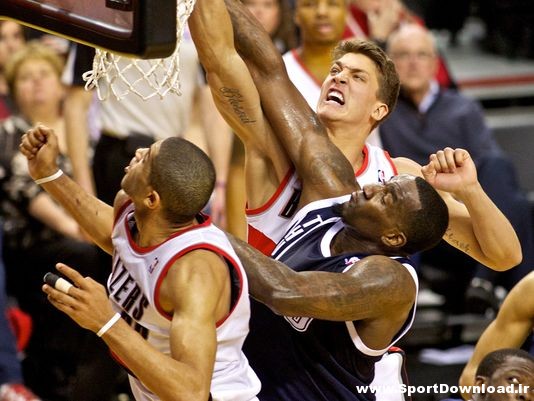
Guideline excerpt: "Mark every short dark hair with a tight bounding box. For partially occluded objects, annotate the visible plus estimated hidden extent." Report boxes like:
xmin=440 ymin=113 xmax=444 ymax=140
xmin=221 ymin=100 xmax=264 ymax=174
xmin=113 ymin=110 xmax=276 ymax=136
xmin=401 ymin=177 xmax=448 ymax=254
xmin=149 ymin=137 xmax=215 ymax=224
xmin=332 ymin=39 xmax=400 ymax=128
xmin=477 ymin=349 xmax=534 ymax=378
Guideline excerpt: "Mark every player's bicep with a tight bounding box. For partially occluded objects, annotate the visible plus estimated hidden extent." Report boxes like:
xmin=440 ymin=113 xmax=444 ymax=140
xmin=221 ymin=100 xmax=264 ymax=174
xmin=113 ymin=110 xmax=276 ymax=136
xmin=168 ymin=308 xmax=218 ymax=386
xmin=165 ymin=252 xmax=229 ymax=376
xmin=268 ymin=269 xmax=368 ymax=320
xmin=165 ymin=304 xmax=217 ymax=401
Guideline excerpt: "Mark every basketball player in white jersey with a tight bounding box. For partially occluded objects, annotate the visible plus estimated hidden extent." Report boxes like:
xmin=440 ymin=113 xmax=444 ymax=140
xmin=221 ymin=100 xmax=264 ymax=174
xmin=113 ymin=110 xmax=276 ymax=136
xmin=20 ymin=125 xmax=260 ymax=401
xmin=280 ymin=2 xmax=410 ymax=398
xmin=191 ymin=0 xmax=520 ymax=267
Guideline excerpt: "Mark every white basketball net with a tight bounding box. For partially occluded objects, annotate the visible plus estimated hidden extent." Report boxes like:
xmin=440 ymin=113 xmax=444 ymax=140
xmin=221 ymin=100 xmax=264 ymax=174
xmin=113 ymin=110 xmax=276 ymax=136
xmin=82 ymin=0 xmax=197 ymax=101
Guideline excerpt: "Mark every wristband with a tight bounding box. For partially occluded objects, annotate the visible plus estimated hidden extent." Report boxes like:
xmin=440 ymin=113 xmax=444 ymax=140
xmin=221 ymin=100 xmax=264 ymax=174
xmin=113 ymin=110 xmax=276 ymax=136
xmin=34 ymin=169 xmax=63 ymax=185
xmin=96 ymin=313 xmax=121 ymax=337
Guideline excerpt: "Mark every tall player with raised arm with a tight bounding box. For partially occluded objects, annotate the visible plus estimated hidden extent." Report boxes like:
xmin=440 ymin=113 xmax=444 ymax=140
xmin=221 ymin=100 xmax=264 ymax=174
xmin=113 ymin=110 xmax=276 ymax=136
xmin=218 ymin=0 xmax=520 ymax=269
xmin=194 ymin=0 xmax=520 ymax=270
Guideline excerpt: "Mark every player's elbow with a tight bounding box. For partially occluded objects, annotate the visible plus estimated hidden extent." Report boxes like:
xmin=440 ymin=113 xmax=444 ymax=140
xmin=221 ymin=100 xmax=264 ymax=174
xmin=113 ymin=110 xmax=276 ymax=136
xmin=506 ymin=248 xmax=523 ymax=270
xmin=490 ymin=248 xmax=522 ymax=271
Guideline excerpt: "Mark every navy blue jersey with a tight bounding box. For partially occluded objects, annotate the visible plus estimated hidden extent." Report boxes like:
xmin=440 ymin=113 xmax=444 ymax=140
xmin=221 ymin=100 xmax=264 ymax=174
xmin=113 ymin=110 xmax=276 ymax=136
xmin=243 ymin=196 xmax=418 ymax=401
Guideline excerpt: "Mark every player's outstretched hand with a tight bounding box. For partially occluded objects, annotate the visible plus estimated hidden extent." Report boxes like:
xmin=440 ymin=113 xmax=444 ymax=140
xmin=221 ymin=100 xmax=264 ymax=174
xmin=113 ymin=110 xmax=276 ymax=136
xmin=421 ymin=147 xmax=478 ymax=195
xmin=42 ymin=263 xmax=117 ymax=334
xmin=19 ymin=124 xmax=61 ymax=181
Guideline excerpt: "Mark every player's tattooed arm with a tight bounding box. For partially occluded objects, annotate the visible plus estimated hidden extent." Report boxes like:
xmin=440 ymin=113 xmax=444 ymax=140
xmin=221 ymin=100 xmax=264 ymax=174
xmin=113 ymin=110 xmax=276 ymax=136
xmin=220 ymin=87 xmax=257 ymax=124
xmin=228 ymin=235 xmax=415 ymax=321
xmin=443 ymin=228 xmax=471 ymax=254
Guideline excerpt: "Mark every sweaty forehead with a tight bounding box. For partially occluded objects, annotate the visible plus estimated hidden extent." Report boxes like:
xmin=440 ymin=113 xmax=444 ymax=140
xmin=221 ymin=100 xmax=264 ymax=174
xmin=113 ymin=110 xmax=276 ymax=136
xmin=389 ymin=175 xmax=421 ymax=208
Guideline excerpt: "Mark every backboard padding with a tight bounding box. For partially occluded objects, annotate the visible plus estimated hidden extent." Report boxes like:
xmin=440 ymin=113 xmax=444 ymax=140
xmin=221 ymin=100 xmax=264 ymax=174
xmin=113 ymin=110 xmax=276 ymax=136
xmin=0 ymin=0 xmax=177 ymax=58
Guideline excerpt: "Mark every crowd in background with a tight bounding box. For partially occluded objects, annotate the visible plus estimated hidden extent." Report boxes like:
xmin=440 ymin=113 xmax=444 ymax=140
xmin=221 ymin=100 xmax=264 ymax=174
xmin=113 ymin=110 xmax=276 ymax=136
xmin=1 ymin=0 xmax=534 ymax=400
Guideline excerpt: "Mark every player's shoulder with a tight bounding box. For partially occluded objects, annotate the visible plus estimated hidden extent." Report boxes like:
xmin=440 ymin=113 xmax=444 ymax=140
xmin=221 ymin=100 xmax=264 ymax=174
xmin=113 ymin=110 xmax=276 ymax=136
xmin=345 ymin=255 xmax=415 ymax=287
xmin=172 ymin=247 xmax=229 ymax=273
xmin=165 ymin=249 xmax=231 ymax=295
xmin=392 ymin=156 xmax=421 ymax=175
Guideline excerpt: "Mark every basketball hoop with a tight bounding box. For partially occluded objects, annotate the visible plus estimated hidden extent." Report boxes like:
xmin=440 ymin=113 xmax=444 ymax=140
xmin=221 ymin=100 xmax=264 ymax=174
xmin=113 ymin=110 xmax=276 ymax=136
xmin=82 ymin=0 xmax=196 ymax=101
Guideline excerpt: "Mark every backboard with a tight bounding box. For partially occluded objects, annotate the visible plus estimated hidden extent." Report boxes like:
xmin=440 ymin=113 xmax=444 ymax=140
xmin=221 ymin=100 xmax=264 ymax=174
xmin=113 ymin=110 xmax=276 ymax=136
xmin=0 ymin=0 xmax=177 ymax=58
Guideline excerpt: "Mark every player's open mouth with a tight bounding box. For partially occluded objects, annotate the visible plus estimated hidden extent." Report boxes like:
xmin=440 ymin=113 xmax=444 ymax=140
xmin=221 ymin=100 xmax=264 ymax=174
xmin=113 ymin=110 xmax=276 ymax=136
xmin=327 ymin=89 xmax=345 ymax=105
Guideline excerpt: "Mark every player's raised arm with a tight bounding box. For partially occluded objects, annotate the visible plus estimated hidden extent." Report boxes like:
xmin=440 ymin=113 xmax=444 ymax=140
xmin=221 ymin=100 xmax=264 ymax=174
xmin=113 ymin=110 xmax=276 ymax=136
xmin=399 ymin=147 xmax=522 ymax=270
xmin=20 ymin=125 xmax=114 ymax=254
xmin=189 ymin=0 xmax=279 ymax=166
xmin=189 ymin=0 xmax=292 ymax=209
xmin=224 ymin=0 xmax=357 ymax=201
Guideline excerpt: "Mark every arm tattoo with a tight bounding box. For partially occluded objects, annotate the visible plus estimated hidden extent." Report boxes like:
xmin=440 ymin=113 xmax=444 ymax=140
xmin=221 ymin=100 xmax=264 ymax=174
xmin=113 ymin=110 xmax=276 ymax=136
xmin=220 ymin=87 xmax=256 ymax=124
xmin=444 ymin=228 xmax=471 ymax=253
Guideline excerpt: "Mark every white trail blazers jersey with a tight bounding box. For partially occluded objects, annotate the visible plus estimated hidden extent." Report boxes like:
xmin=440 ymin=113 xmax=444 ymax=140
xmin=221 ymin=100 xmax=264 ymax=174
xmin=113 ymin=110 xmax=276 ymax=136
xmin=109 ymin=202 xmax=260 ymax=401
xmin=246 ymin=143 xmax=397 ymax=255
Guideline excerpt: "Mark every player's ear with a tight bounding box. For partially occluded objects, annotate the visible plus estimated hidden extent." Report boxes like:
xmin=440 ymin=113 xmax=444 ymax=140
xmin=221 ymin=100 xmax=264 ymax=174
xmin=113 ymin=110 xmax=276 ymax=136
xmin=144 ymin=189 xmax=161 ymax=210
xmin=381 ymin=230 xmax=406 ymax=248
xmin=372 ymin=103 xmax=388 ymax=122
xmin=474 ymin=376 xmax=489 ymax=398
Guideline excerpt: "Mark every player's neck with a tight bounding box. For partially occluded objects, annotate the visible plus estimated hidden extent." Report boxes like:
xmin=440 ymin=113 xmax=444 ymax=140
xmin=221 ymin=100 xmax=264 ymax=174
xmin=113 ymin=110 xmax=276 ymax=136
xmin=330 ymin=229 xmax=373 ymax=255
xmin=331 ymin=229 xmax=392 ymax=257
xmin=134 ymin=214 xmax=196 ymax=248
xmin=327 ymin=125 xmax=368 ymax=171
